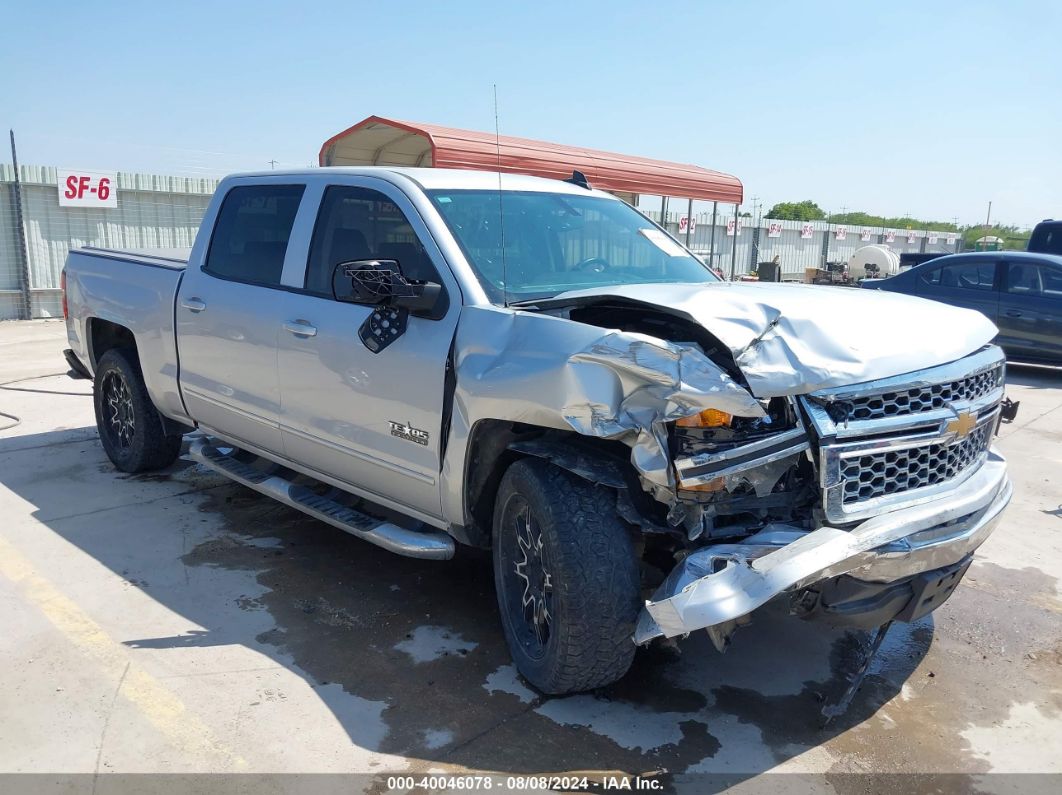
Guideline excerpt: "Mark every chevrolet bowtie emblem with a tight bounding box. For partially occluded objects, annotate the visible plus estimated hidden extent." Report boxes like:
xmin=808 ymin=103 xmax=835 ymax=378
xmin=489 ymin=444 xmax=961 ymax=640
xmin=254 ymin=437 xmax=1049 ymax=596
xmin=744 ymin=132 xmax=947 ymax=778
xmin=946 ymin=411 xmax=977 ymax=438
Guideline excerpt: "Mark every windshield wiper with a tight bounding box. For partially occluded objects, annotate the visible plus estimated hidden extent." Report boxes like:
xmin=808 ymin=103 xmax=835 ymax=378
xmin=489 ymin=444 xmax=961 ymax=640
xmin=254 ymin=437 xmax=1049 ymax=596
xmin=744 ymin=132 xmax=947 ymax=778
xmin=506 ymin=297 xmax=551 ymax=308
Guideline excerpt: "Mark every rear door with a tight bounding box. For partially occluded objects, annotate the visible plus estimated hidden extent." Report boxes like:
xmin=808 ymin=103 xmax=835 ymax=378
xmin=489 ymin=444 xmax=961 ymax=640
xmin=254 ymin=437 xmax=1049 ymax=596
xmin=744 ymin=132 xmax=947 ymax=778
xmin=997 ymin=259 xmax=1062 ymax=363
xmin=274 ymin=178 xmax=462 ymax=519
xmin=176 ymin=182 xmax=306 ymax=454
xmin=913 ymin=258 xmax=1000 ymax=322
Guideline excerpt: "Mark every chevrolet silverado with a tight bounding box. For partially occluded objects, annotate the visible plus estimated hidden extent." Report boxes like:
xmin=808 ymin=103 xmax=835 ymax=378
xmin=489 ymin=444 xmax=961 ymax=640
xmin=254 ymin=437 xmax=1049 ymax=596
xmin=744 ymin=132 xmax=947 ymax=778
xmin=63 ymin=168 xmax=1014 ymax=694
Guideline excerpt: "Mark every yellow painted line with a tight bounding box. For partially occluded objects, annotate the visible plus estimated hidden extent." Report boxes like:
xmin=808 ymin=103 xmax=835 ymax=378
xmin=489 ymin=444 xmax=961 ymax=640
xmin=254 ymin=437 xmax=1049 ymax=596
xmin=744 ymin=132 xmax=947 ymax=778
xmin=0 ymin=534 xmax=247 ymax=770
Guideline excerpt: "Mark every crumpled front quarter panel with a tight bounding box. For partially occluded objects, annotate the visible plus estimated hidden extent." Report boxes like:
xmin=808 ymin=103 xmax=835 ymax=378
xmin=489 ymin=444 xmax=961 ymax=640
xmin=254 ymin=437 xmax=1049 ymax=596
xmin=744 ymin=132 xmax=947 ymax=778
xmin=439 ymin=305 xmax=764 ymax=523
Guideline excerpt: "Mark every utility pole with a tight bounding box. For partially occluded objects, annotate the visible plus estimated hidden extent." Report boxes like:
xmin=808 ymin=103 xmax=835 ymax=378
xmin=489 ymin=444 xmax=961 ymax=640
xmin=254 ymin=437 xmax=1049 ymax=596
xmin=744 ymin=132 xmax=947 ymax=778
xmin=749 ymin=196 xmax=761 ymax=269
xmin=269 ymin=159 xmax=278 ymax=170
xmin=728 ymin=202 xmax=739 ymax=281
xmin=9 ymin=130 xmax=32 ymax=320
xmin=980 ymin=201 xmax=993 ymax=251
xmin=708 ymin=201 xmax=718 ymax=270
xmin=822 ymin=209 xmax=832 ymax=266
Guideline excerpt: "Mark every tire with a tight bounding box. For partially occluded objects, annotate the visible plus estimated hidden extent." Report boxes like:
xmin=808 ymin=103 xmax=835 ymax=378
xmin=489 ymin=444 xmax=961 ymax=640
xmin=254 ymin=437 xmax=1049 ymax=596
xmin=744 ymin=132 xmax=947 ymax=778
xmin=93 ymin=348 xmax=183 ymax=473
xmin=492 ymin=458 xmax=641 ymax=694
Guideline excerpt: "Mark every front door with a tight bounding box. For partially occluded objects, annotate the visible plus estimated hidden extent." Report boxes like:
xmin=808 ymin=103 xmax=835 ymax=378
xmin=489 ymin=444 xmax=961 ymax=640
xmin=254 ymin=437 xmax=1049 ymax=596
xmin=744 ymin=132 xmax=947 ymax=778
xmin=176 ymin=183 xmax=305 ymax=454
xmin=276 ymin=182 xmax=460 ymax=518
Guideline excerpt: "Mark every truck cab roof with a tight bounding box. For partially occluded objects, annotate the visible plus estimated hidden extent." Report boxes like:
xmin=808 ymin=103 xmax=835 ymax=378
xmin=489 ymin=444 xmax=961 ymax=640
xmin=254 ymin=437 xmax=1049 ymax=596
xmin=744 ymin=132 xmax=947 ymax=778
xmin=223 ymin=166 xmax=623 ymax=200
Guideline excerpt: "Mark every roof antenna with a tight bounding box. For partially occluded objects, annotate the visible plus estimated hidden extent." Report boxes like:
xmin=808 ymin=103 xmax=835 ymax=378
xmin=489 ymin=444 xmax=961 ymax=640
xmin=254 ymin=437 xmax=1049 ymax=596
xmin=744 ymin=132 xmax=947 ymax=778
xmin=564 ymin=170 xmax=592 ymax=190
xmin=493 ymin=84 xmax=510 ymax=307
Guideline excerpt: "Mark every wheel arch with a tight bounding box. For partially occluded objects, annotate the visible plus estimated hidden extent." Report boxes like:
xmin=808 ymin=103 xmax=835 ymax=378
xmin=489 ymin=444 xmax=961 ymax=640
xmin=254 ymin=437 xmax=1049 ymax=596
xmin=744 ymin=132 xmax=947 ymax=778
xmin=88 ymin=319 xmax=191 ymax=437
xmin=87 ymin=317 xmax=138 ymax=371
xmin=457 ymin=420 xmax=648 ymax=548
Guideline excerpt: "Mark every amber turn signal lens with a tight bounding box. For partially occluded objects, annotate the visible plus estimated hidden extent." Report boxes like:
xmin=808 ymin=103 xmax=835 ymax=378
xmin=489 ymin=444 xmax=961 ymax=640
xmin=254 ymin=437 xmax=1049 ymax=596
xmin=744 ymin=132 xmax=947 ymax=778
xmin=676 ymin=408 xmax=733 ymax=428
xmin=681 ymin=477 xmax=725 ymax=493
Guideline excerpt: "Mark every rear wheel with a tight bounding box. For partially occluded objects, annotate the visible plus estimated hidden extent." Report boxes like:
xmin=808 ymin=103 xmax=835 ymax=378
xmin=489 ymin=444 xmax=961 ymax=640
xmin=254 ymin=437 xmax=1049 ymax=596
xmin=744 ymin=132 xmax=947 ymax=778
xmin=93 ymin=348 xmax=183 ymax=473
xmin=493 ymin=458 xmax=640 ymax=694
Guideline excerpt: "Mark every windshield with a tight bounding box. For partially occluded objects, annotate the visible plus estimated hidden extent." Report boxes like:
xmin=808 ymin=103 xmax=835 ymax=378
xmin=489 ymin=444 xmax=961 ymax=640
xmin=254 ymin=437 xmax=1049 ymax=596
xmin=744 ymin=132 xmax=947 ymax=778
xmin=427 ymin=190 xmax=718 ymax=303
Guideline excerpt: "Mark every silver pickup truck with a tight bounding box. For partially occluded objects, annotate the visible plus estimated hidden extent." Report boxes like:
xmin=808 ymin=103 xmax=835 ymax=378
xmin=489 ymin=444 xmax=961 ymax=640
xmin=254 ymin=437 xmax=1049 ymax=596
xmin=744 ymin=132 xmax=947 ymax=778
xmin=63 ymin=168 xmax=1013 ymax=695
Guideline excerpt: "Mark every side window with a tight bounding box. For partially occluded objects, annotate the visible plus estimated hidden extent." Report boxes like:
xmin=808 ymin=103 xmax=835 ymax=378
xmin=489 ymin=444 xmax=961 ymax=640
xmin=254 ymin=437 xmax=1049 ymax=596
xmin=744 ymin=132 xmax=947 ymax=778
xmin=305 ymin=186 xmax=439 ymax=296
xmin=204 ymin=185 xmax=305 ymax=286
xmin=1005 ymin=262 xmax=1044 ymax=296
xmin=938 ymin=262 xmax=995 ymax=291
xmin=1040 ymin=266 xmax=1062 ymax=299
xmin=920 ymin=267 xmax=942 ymax=286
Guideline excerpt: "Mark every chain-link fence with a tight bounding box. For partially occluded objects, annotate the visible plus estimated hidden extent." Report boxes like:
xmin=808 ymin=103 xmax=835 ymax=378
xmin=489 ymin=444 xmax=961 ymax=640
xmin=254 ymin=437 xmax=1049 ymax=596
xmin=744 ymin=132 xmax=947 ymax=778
xmin=645 ymin=208 xmax=961 ymax=280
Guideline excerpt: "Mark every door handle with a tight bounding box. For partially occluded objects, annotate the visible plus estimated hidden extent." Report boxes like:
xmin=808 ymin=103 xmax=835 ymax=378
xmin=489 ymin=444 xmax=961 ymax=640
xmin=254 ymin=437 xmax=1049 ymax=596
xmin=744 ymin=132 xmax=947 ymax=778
xmin=181 ymin=297 xmax=207 ymax=313
xmin=283 ymin=320 xmax=318 ymax=338
xmin=1005 ymin=310 xmax=1023 ymax=318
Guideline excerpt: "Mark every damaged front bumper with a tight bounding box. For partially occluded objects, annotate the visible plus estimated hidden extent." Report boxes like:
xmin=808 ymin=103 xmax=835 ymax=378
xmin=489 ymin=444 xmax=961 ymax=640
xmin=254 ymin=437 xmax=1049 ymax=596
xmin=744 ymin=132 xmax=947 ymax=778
xmin=634 ymin=449 xmax=1011 ymax=646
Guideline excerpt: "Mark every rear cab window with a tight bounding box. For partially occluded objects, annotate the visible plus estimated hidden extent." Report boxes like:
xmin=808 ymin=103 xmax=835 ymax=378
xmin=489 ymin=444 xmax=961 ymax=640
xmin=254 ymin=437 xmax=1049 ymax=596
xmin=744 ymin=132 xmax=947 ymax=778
xmin=1028 ymin=222 xmax=1062 ymax=256
xmin=205 ymin=185 xmax=306 ymax=286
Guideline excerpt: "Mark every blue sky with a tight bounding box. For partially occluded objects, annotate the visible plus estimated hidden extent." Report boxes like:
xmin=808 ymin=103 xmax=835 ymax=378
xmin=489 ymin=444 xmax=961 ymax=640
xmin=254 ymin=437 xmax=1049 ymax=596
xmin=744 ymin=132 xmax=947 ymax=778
xmin=1 ymin=1 xmax=1058 ymax=227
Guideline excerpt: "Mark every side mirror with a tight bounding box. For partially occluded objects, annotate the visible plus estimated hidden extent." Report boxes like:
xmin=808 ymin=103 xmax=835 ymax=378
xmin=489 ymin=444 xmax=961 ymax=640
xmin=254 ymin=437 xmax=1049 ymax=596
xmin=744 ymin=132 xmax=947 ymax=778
xmin=331 ymin=259 xmax=443 ymax=318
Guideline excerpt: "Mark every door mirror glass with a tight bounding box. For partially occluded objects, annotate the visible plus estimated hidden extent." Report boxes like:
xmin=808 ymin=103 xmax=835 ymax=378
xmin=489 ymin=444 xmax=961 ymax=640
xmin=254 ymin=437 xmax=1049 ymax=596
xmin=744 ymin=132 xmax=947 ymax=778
xmin=331 ymin=259 xmax=443 ymax=317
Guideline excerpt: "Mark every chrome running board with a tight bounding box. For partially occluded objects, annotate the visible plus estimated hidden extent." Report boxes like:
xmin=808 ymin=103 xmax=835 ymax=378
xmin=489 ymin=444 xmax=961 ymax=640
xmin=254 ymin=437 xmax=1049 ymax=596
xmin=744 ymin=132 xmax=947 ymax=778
xmin=189 ymin=435 xmax=454 ymax=560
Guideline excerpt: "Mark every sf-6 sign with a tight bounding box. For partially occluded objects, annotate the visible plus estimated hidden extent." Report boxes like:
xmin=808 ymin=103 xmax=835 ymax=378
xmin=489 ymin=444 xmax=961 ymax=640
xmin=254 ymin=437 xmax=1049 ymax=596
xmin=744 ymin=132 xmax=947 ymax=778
xmin=57 ymin=169 xmax=117 ymax=208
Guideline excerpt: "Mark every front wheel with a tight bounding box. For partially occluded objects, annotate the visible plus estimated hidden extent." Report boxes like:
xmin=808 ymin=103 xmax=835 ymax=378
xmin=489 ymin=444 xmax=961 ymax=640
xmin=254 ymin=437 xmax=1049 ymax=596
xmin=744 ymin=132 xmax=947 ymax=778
xmin=493 ymin=458 xmax=641 ymax=694
xmin=93 ymin=348 xmax=183 ymax=473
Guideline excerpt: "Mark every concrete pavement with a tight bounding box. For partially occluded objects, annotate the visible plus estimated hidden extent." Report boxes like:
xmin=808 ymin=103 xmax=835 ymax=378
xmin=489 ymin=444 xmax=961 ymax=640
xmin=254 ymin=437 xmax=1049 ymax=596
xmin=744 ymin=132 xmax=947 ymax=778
xmin=1 ymin=319 xmax=1059 ymax=792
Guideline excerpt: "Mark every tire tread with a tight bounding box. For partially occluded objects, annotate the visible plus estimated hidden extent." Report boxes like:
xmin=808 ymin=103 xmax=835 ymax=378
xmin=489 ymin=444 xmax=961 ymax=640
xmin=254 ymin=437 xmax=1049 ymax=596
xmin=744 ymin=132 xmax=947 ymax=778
xmin=494 ymin=458 xmax=640 ymax=694
xmin=93 ymin=348 xmax=182 ymax=473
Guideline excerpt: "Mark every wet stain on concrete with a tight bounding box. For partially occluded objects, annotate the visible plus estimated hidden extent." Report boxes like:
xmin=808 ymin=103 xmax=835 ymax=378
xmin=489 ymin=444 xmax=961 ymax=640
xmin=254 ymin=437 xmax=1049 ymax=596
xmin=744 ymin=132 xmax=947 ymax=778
xmin=169 ymin=470 xmax=1062 ymax=785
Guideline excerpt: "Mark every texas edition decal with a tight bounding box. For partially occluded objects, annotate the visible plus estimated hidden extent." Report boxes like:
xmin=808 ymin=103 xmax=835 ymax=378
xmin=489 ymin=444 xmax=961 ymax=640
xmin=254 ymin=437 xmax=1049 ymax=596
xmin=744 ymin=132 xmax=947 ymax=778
xmin=389 ymin=420 xmax=430 ymax=446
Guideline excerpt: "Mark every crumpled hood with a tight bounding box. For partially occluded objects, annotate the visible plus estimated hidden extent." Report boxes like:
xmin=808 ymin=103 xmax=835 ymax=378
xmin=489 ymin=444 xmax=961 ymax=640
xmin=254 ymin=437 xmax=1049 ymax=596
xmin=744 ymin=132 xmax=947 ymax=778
xmin=542 ymin=282 xmax=999 ymax=397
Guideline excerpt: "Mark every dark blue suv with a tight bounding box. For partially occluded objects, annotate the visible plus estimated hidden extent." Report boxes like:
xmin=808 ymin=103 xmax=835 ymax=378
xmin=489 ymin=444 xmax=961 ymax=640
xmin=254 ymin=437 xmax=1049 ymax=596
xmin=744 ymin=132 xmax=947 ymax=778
xmin=863 ymin=251 xmax=1062 ymax=365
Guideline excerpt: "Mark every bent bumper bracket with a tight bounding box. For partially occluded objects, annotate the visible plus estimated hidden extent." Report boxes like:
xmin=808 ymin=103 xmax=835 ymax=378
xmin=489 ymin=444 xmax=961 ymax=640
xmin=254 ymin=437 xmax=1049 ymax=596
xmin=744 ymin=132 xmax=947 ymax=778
xmin=635 ymin=451 xmax=1012 ymax=644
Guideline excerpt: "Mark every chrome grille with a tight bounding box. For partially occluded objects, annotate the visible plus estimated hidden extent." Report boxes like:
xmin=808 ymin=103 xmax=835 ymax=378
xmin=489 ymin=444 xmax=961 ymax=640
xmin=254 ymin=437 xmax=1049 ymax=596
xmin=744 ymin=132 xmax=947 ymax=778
xmin=805 ymin=346 xmax=1007 ymax=523
xmin=846 ymin=365 xmax=1003 ymax=421
xmin=840 ymin=422 xmax=993 ymax=504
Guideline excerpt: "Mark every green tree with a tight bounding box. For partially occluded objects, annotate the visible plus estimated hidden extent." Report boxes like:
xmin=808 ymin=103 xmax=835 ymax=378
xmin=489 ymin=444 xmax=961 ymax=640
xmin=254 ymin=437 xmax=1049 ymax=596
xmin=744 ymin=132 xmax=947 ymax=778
xmin=766 ymin=202 xmax=961 ymax=233
xmin=960 ymin=224 xmax=1030 ymax=251
xmin=831 ymin=211 xmax=957 ymax=231
xmin=764 ymin=200 xmax=826 ymax=221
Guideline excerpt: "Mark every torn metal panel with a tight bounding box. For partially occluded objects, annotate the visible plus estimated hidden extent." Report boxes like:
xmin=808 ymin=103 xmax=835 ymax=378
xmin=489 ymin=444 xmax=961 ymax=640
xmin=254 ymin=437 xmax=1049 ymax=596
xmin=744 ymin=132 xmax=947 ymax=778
xmin=722 ymin=450 xmax=806 ymax=498
xmin=533 ymin=282 xmax=999 ymax=398
xmin=442 ymin=306 xmax=765 ymax=505
xmin=635 ymin=451 xmax=1011 ymax=643
xmin=674 ymin=427 xmax=810 ymax=489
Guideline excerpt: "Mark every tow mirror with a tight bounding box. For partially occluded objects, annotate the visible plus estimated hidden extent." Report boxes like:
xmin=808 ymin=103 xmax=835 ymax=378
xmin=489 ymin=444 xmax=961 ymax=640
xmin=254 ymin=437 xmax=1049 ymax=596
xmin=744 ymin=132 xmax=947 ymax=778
xmin=331 ymin=259 xmax=444 ymax=354
xmin=331 ymin=259 xmax=442 ymax=317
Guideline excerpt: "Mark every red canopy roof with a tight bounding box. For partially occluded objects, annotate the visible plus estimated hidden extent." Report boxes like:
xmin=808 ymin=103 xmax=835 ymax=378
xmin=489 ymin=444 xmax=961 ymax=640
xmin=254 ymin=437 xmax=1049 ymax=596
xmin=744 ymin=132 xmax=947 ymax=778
xmin=318 ymin=116 xmax=743 ymax=204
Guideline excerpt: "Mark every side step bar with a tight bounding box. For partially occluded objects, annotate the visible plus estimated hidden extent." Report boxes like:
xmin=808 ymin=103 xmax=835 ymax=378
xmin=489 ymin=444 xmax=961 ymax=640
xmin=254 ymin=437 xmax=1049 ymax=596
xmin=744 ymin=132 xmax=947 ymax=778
xmin=189 ymin=436 xmax=455 ymax=560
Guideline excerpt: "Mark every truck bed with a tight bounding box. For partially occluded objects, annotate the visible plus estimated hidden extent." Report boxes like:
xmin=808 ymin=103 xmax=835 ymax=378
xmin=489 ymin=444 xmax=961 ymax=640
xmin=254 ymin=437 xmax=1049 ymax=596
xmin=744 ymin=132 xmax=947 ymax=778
xmin=64 ymin=246 xmax=191 ymax=424
xmin=77 ymin=246 xmax=191 ymax=269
